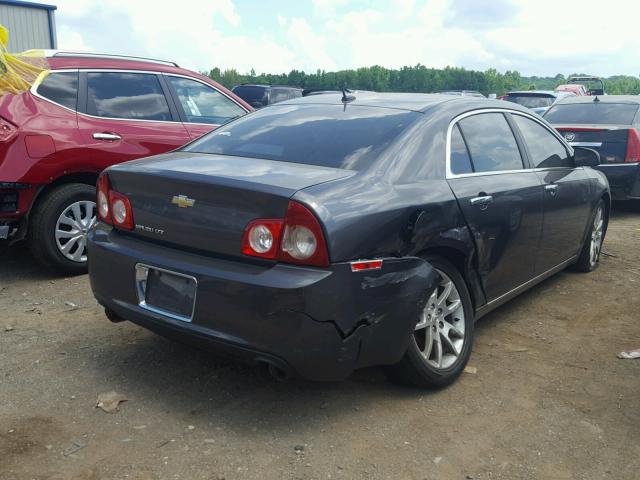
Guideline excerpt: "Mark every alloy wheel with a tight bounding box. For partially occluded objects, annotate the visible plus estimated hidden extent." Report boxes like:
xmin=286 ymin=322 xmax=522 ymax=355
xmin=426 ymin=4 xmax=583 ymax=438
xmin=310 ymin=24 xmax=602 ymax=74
xmin=413 ymin=269 xmax=466 ymax=370
xmin=54 ymin=200 xmax=96 ymax=263
xmin=590 ymin=206 xmax=604 ymax=267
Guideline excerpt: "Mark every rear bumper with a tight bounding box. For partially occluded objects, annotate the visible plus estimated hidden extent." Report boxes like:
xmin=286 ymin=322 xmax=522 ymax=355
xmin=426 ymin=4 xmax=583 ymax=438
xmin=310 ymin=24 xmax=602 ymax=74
xmin=0 ymin=183 xmax=38 ymax=244
xmin=596 ymin=163 xmax=640 ymax=200
xmin=88 ymin=225 xmax=438 ymax=381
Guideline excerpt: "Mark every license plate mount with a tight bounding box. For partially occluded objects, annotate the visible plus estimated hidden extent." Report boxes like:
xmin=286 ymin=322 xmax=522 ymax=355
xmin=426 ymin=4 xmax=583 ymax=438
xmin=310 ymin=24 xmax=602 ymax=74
xmin=135 ymin=264 xmax=197 ymax=322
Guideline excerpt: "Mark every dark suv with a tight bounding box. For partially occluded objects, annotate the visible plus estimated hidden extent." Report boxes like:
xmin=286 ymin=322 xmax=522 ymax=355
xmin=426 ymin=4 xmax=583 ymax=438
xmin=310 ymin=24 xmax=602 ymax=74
xmin=0 ymin=51 xmax=251 ymax=274
xmin=231 ymin=84 xmax=303 ymax=109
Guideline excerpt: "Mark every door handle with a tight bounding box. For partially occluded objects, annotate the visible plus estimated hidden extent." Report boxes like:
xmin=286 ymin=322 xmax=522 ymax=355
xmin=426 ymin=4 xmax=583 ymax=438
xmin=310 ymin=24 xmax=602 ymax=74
xmin=545 ymin=184 xmax=558 ymax=196
xmin=93 ymin=132 xmax=121 ymax=141
xmin=470 ymin=195 xmax=494 ymax=208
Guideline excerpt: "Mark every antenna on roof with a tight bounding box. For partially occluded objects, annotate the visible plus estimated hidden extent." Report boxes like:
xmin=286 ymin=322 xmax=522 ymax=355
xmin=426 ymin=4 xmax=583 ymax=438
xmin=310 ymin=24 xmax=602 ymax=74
xmin=341 ymin=86 xmax=355 ymax=103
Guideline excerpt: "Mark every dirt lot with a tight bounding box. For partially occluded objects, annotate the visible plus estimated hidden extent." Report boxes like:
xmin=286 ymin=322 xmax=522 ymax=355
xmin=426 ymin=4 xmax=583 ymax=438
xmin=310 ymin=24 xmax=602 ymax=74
xmin=1 ymin=207 xmax=639 ymax=480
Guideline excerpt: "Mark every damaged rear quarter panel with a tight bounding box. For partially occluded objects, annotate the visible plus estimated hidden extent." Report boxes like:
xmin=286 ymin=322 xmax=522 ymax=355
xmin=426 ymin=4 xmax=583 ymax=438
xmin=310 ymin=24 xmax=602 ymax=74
xmin=303 ymin=256 xmax=440 ymax=368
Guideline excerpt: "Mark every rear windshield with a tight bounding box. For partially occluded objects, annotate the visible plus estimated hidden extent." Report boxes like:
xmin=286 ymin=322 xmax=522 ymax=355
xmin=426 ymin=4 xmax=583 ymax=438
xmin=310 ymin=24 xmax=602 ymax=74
xmin=543 ymin=103 xmax=639 ymax=125
xmin=505 ymin=94 xmax=554 ymax=109
xmin=232 ymin=86 xmax=267 ymax=107
xmin=183 ymin=104 xmax=421 ymax=170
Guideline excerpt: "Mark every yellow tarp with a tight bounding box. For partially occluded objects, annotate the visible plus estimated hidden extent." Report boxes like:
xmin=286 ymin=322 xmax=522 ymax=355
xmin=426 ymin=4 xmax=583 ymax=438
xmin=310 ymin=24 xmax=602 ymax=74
xmin=0 ymin=24 xmax=48 ymax=95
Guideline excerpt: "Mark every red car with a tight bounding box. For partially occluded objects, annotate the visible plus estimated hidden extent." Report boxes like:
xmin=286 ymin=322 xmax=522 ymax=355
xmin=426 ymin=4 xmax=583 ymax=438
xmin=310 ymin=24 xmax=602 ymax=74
xmin=0 ymin=51 xmax=252 ymax=274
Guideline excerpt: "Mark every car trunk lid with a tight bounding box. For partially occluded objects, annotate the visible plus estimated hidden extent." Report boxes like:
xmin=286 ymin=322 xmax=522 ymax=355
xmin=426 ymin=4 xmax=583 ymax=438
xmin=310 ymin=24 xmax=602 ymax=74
xmin=106 ymin=152 xmax=354 ymax=258
xmin=554 ymin=124 xmax=632 ymax=164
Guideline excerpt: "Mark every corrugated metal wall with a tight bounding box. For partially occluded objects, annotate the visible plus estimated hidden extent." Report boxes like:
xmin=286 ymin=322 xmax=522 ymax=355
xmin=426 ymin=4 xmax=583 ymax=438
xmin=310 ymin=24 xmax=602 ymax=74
xmin=0 ymin=4 xmax=54 ymax=52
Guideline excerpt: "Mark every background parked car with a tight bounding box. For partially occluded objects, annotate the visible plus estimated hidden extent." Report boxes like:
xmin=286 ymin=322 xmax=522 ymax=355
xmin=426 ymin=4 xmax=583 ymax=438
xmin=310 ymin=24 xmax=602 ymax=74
xmin=0 ymin=51 xmax=252 ymax=274
xmin=88 ymin=93 xmax=609 ymax=387
xmin=231 ymin=84 xmax=303 ymax=108
xmin=503 ymin=90 xmax=576 ymax=115
xmin=544 ymin=95 xmax=640 ymax=200
xmin=568 ymin=75 xmax=605 ymax=95
xmin=555 ymin=84 xmax=588 ymax=96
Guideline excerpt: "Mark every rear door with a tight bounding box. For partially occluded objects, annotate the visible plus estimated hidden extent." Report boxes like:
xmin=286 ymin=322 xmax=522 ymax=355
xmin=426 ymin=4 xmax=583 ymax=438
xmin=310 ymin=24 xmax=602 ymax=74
xmin=447 ymin=112 xmax=544 ymax=301
xmin=510 ymin=113 xmax=591 ymax=272
xmin=76 ymin=71 xmax=191 ymax=170
xmin=164 ymin=75 xmax=248 ymax=140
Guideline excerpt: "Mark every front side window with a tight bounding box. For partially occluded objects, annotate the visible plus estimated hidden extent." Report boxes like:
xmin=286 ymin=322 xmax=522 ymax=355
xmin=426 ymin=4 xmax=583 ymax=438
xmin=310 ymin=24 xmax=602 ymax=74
xmin=37 ymin=71 xmax=78 ymax=110
xmin=86 ymin=72 xmax=172 ymax=121
xmin=167 ymin=76 xmax=246 ymax=125
xmin=458 ymin=113 xmax=523 ymax=173
xmin=512 ymin=115 xmax=573 ymax=168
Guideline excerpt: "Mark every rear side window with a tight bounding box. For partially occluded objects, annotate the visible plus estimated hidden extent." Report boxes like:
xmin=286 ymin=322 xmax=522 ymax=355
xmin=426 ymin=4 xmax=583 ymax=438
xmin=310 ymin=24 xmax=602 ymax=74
xmin=458 ymin=113 xmax=523 ymax=173
xmin=184 ymin=104 xmax=421 ymax=171
xmin=544 ymin=103 xmax=639 ymax=125
xmin=450 ymin=124 xmax=473 ymax=174
xmin=37 ymin=71 xmax=78 ymax=110
xmin=87 ymin=72 xmax=172 ymax=121
xmin=232 ymin=85 xmax=267 ymax=108
xmin=167 ymin=76 xmax=246 ymax=125
xmin=270 ymin=88 xmax=289 ymax=104
xmin=512 ymin=115 xmax=572 ymax=168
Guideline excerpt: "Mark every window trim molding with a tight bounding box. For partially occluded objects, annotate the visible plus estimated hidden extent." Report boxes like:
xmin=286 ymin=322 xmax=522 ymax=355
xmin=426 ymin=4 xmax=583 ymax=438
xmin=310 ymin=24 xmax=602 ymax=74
xmin=30 ymin=68 xmax=249 ymax=126
xmin=445 ymin=108 xmax=575 ymax=179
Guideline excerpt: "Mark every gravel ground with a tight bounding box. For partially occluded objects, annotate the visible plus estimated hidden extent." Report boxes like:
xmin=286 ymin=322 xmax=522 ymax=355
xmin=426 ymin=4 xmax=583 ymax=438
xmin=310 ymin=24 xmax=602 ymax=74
xmin=1 ymin=206 xmax=639 ymax=480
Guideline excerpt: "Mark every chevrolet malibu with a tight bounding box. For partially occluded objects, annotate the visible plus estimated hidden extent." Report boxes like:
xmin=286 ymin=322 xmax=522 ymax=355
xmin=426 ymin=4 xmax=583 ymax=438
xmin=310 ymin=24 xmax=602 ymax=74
xmin=88 ymin=93 xmax=609 ymax=388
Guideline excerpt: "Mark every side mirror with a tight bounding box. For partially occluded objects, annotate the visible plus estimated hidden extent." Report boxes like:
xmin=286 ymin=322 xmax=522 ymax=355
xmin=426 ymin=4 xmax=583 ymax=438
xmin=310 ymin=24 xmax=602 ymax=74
xmin=574 ymin=147 xmax=600 ymax=167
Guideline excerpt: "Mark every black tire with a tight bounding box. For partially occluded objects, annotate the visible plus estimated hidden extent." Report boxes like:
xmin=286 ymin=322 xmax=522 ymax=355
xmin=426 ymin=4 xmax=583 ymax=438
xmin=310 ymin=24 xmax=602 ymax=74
xmin=575 ymin=199 xmax=606 ymax=273
xmin=387 ymin=255 xmax=474 ymax=388
xmin=27 ymin=183 xmax=96 ymax=276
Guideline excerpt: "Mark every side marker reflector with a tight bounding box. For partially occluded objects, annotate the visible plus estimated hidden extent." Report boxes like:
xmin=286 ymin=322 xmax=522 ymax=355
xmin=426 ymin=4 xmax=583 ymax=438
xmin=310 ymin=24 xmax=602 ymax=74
xmin=350 ymin=259 xmax=383 ymax=272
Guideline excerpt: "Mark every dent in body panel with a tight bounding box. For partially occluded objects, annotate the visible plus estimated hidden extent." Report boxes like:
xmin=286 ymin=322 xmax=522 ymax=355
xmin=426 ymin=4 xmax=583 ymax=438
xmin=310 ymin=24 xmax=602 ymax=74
xmin=300 ymin=256 xmax=440 ymax=368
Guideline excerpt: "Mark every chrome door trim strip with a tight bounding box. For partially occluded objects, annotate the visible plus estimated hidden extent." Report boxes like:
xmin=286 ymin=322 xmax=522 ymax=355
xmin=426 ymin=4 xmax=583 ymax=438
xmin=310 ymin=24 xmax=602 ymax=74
xmin=475 ymin=255 xmax=577 ymax=320
xmin=569 ymin=142 xmax=602 ymax=147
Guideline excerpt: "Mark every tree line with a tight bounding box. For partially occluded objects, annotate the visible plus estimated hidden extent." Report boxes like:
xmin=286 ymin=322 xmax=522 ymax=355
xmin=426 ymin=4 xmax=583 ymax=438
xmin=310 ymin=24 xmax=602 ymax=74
xmin=206 ymin=64 xmax=640 ymax=96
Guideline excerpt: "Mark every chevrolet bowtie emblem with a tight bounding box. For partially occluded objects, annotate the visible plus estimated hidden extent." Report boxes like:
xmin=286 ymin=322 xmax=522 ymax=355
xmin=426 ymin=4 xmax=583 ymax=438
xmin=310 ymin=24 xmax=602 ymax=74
xmin=171 ymin=195 xmax=196 ymax=208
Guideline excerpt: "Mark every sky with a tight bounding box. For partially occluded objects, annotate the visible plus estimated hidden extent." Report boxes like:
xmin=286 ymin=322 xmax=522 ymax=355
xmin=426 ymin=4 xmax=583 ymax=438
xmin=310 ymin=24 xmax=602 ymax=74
xmin=53 ymin=0 xmax=640 ymax=77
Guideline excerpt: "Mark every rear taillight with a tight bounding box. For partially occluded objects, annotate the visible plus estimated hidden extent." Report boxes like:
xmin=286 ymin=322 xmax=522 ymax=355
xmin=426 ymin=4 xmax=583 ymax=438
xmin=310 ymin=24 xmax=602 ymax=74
xmin=96 ymin=172 xmax=134 ymax=230
xmin=241 ymin=219 xmax=283 ymax=259
xmin=97 ymin=173 xmax=111 ymax=223
xmin=625 ymin=128 xmax=640 ymax=163
xmin=0 ymin=116 xmax=16 ymax=142
xmin=241 ymin=200 xmax=330 ymax=267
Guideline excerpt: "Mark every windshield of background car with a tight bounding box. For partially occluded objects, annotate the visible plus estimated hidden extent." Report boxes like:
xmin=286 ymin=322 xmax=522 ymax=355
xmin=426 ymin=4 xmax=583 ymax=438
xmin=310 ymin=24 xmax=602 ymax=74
xmin=183 ymin=104 xmax=421 ymax=170
xmin=544 ymin=103 xmax=639 ymax=125
xmin=505 ymin=94 xmax=555 ymax=108
xmin=232 ymin=86 xmax=267 ymax=107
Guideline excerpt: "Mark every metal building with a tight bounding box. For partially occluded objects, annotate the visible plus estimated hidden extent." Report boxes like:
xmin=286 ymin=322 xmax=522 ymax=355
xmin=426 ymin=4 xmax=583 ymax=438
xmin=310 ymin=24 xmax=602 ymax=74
xmin=0 ymin=0 xmax=57 ymax=52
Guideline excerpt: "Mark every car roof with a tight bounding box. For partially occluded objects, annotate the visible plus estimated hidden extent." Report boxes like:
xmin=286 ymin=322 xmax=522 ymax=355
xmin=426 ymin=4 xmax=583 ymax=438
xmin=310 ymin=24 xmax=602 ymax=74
xmin=41 ymin=50 xmax=254 ymax=112
xmin=277 ymin=91 xmax=527 ymax=114
xmin=507 ymin=90 xmax=556 ymax=96
xmin=235 ymin=84 xmax=302 ymax=90
xmin=554 ymin=95 xmax=640 ymax=105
